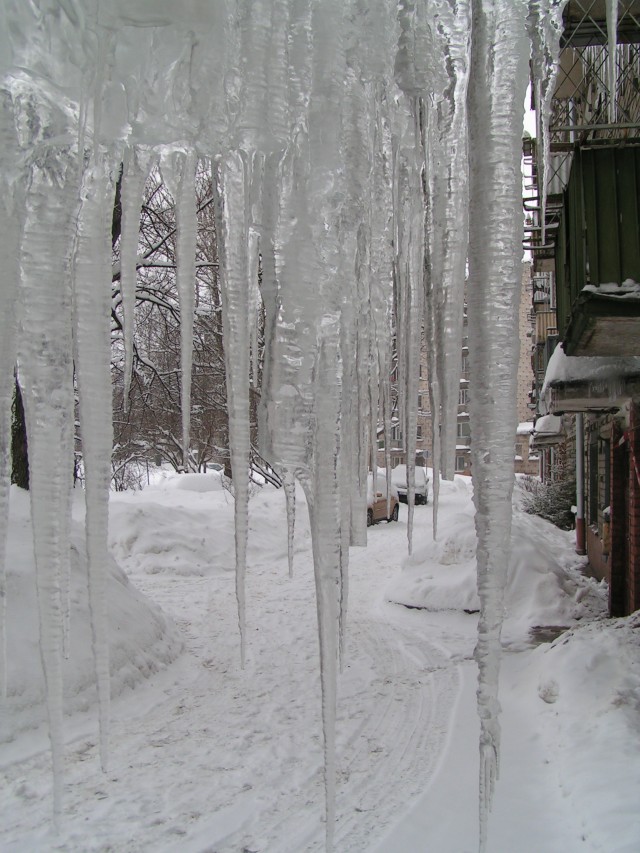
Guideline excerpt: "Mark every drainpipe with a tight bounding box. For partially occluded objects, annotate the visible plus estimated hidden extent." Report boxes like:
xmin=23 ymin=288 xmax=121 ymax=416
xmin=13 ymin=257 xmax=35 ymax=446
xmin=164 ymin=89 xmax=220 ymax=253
xmin=575 ymin=412 xmax=586 ymax=555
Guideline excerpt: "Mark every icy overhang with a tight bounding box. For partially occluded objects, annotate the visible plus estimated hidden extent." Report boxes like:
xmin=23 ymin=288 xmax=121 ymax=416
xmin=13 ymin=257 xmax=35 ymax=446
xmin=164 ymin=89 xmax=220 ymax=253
xmin=541 ymin=343 xmax=640 ymax=414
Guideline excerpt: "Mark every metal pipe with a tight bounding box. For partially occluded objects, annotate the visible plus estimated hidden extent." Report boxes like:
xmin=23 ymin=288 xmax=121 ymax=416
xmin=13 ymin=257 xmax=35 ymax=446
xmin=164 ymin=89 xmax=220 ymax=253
xmin=575 ymin=413 xmax=586 ymax=555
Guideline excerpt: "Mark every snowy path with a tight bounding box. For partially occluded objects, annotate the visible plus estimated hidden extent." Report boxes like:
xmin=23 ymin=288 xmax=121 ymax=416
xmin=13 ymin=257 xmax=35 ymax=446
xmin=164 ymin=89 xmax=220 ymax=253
xmin=2 ymin=480 xmax=635 ymax=852
xmin=1 ymin=492 xmax=463 ymax=852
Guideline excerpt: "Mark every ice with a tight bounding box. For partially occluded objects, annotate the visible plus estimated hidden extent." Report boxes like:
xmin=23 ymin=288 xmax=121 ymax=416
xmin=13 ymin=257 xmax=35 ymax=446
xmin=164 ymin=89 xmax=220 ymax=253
xmin=0 ymin=1 xmax=563 ymax=849
xmin=395 ymin=118 xmax=424 ymax=554
xmin=160 ymin=149 xmax=198 ymax=472
xmin=467 ymin=2 xmax=530 ymax=848
xmin=527 ymin=1 xmax=567 ymax=244
xmin=14 ymin=83 xmax=80 ymax=823
xmin=606 ymin=0 xmax=619 ymax=125
xmin=423 ymin=1 xmax=471 ymax=511
xmin=214 ymin=152 xmax=251 ymax=669
xmin=72 ymin=154 xmax=119 ymax=773
xmin=0 ymin=88 xmax=22 ymax=699
xmin=283 ymin=470 xmax=296 ymax=578
xmin=119 ymin=146 xmax=155 ymax=412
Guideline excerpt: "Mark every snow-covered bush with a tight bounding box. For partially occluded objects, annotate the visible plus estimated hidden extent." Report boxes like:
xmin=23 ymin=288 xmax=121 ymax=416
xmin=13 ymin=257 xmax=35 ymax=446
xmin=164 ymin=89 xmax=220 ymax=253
xmin=520 ymin=475 xmax=576 ymax=531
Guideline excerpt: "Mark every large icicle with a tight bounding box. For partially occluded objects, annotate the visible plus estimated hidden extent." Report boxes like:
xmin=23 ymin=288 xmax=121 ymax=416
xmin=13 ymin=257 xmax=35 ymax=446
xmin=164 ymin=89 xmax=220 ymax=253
xmin=467 ymin=2 xmax=530 ymax=849
xmin=283 ymin=470 xmax=296 ymax=578
xmin=527 ymin=1 xmax=567 ymax=245
xmin=160 ymin=149 xmax=198 ymax=473
xmin=423 ymin=1 xmax=471 ymax=532
xmin=15 ymin=86 xmax=80 ymax=824
xmin=0 ymin=89 xmax=23 ymax=699
xmin=214 ymin=151 xmax=251 ymax=669
xmin=606 ymin=0 xmax=619 ymax=126
xmin=72 ymin=154 xmax=117 ymax=774
xmin=118 ymin=146 xmax=155 ymax=412
xmin=392 ymin=102 xmax=424 ymax=554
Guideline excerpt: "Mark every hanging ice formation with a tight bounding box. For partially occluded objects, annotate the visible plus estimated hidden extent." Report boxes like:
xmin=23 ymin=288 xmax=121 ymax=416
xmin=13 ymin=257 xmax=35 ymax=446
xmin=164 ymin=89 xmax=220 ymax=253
xmin=467 ymin=3 xmax=530 ymax=849
xmin=527 ymin=0 xmax=567 ymax=246
xmin=0 ymin=1 xmax=565 ymax=849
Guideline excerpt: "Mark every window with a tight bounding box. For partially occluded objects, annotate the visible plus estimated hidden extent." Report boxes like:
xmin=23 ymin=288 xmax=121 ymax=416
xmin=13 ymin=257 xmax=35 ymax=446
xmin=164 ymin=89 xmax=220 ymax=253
xmin=417 ymin=425 xmax=423 ymax=440
xmin=418 ymin=394 xmax=423 ymax=410
xmin=457 ymin=421 xmax=470 ymax=438
xmin=455 ymin=455 xmax=466 ymax=472
xmin=458 ymin=388 xmax=469 ymax=406
xmin=461 ymin=354 xmax=469 ymax=373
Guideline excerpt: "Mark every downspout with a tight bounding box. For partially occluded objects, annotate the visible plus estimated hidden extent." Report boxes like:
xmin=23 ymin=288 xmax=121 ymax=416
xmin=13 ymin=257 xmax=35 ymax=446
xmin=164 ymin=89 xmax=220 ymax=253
xmin=575 ymin=412 xmax=586 ymax=555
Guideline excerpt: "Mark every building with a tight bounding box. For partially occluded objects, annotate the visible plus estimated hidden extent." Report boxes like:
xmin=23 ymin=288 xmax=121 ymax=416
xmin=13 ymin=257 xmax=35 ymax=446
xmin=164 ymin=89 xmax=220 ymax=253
xmin=379 ymin=265 xmax=538 ymax=478
xmin=525 ymin=1 xmax=640 ymax=617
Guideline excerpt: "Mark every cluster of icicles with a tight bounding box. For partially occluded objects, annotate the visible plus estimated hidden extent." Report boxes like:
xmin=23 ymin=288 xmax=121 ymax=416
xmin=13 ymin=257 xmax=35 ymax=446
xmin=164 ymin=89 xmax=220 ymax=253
xmin=0 ymin=1 xmax=568 ymax=850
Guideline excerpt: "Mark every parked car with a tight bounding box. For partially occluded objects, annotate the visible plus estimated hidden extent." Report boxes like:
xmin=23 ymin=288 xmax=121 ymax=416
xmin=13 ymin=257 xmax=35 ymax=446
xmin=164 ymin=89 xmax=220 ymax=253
xmin=367 ymin=472 xmax=399 ymax=526
xmin=391 ymin=464 xmax=429 ymax=505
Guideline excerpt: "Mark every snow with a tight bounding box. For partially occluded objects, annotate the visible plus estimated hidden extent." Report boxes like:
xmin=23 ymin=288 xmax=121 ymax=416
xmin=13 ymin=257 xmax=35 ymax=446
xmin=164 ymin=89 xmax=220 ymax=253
xmin=3 ymin=474 xmax=638 ymax=852
xmin=532 ymin=413 xmax=564 ymax=437
xmin=583 ymin=279 xmax=640 ymax=297
xmin=541 ymin=343 xmax=640 ymax=397
xmin=517 ymin=421 xmax=534 ymax=435
xmin=0 ymin=2 xmax=631 ymax=848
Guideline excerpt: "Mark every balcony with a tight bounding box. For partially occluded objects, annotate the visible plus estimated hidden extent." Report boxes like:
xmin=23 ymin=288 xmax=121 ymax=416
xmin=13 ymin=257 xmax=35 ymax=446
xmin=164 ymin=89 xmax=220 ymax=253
xmin=555 ymin=145 xmax=640 ymax=356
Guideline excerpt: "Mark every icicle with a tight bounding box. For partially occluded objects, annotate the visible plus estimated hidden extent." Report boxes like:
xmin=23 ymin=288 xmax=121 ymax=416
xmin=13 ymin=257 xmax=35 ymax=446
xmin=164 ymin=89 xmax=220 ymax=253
xmin=119 ymin=146 xmax=155 ymax=412
xmin=160 ymin=149 xmax=198 ymax=473
xmin=16 ymin=91 xmax=80 ymax=824
xmin=425 ymin=1 xmax=471 ymax=501
xmin=467 ymin=2 xmax=530 ymax=849
xmin=392 ymin=103 xmax=424 ymax=554
xmin=302 ymin=333 xmax=342 ymax=853
xmin=606 ymin=0 xmax=618 ymax=126
xmin=527 ymin=1 xmax=568 ymax=245
xmin=72 ymin=154 xmax=117 ymax=774
xmin=213 ymin=152 xmax=251 ymax=669
xmin=283 ymin=470 xmax=296 ymax=578
xmin=0 ymin=89 xmax=23 ymax=700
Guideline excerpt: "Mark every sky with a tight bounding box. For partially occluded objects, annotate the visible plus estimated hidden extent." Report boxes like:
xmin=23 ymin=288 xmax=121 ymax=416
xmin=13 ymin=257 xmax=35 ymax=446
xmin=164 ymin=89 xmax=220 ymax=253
xmin=1 ymin=471 xmax=638 ymax=852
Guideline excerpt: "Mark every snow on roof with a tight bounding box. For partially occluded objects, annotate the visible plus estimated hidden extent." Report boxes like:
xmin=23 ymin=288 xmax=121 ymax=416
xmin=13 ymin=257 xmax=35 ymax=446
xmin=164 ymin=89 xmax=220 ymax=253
xmin=517 ymin=421 xmax=533 ymax=435
xmin=541 ymin=342 xmax=640 ymax=397
xmin=532 ymin=414 xmax=563 ymax=436
xmin=582 ymin=279 xmax=640 ymax=299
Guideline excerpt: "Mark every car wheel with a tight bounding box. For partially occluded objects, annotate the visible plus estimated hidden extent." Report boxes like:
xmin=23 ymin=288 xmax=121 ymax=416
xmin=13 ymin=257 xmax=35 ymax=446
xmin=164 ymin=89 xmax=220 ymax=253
xmin=389 ymin=503 xmax=399 ymax=522
xmin=367 ymin=509 xmax=373 ymax=527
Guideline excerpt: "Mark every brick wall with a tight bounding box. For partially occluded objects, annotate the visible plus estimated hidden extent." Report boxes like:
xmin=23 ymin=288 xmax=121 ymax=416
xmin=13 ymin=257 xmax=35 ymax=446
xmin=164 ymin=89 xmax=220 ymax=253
xmin=609 ymin=419 xmax=627 ymax=616
xmin=627 ymin=403 xmax=640 ymax=614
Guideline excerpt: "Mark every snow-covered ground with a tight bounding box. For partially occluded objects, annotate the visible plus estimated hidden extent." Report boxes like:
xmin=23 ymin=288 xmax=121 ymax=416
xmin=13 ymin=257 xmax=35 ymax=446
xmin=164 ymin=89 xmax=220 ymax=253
xmin=1 ymin=473 xmax=639 ymax=852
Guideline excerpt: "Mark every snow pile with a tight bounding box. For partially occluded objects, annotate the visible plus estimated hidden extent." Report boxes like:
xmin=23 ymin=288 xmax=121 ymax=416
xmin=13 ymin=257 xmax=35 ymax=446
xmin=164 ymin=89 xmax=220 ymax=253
xmin=1 ymin=488 xmax=183 ymax=746
xmin=531 ymin=412 xmax=564 ymax=436
xmin=583 ymin=278 xmax=640 ymax=298
xmin=386 ymin=478 xmax=607 ymax=643
xmin=519 ymin=611 xmax=640 ymax=851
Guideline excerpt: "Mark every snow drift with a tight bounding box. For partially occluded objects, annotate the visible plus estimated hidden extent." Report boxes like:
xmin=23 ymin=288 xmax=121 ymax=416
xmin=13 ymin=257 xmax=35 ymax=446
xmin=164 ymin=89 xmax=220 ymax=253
xmin=1 ymin=488 xmax=183 ymax=746
xmin=387 ymin=478 xmax=607 ymax=644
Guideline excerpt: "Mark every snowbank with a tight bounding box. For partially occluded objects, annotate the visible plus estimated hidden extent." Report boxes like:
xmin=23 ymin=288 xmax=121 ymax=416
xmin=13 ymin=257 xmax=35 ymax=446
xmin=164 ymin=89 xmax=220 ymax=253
xmin=386 ymin=479 xmax=607 ymax=644
xmin=1 ymin=488 xmax=183 ymax=745
xmin=516 ymin=611 xmax=640 ymax=851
